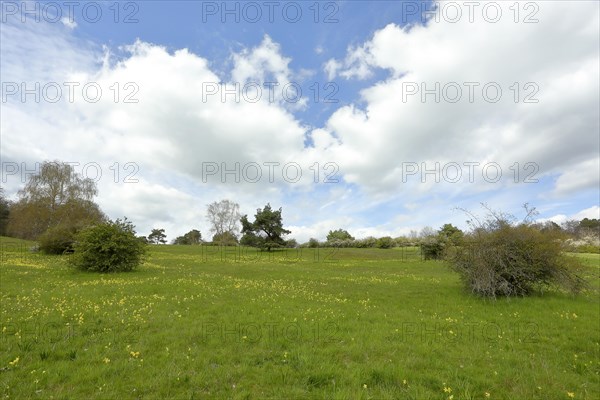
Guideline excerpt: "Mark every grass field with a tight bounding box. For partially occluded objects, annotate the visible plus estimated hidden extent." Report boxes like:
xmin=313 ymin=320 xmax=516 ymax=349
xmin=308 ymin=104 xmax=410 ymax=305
xmin=1 ymin=236 xmax=599 ymax=399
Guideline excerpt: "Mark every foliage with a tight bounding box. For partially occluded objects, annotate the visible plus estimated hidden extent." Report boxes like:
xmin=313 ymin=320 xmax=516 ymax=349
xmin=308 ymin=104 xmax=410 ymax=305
xmin=206 ymin=199 xmax=241 ymax=238
xmin=148 ymin=228 xmax=167 ymax=244
xmin=376 ymin=236 xmax=394 ymax=249
xmin=438 ymin=223 xmax=464 ymax=245
xmin=421 ymin=237 xmax=446 ymax=260
xmin=240 ymin=203 xmax=291 ymax=251
xmin=240 ymin=232 xmax=262 ymax=247
xmin=447 ymin=205 xmax=586 ymax=298
xmin=38 ymin=224 xmax=78 ymax=254
xmin=212 ymin=231 xmax=238 ymax=246
xmin=326 ymin=229 xmax=354 ymax=242
xmin=172 ymin=229 xmax=202 ymax=245
xmin=70 ymin=218 xmax=147 ymax=272
xmin=6 ymin=161 xmax=104 ymax=240
xmin=306 ymin=238 xmax=320 ymax=248
xmin=18 ymin=160 xmax=97 ymax=207
xmin=579 ymin=218 xmax=600 ymax=232
xmin=571 ymin=244 xmax=600 ymax=254
xmin=354 ymin=237 xmax=378 ymax=248
xmin=0 ymin=188 xmax=10 ymax=236
xmin=285 ymin=238 xmax=299 ymax=248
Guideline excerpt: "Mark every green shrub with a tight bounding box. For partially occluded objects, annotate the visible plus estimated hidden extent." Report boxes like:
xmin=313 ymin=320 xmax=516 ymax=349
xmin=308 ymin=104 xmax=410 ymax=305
xmin=573 ymin=244 xmax=600 ymax=254
xmin=307 ymin=238 xmax=320 ymax=248
xmin=421 ymin=237 xmax=446 ymax=260
xmin=355 ymin=237 xmax=377 ymax=248
xmin=376 ymin=236 xmax=394 ymax=249
xmin=212 ymin=232 xmax=238 ymax=246
xmin=38 ymin=224 xmax=78 ymax=254
xmin=240 ymin=233 xmax=262 ymax=247
xmin=70 ymin=218 xmax=147 ymax=273
xmin=447 ymin=222 xmax=586 ymax=298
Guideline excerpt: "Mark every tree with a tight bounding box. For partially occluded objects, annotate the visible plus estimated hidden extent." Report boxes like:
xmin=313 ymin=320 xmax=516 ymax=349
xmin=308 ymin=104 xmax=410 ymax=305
xmin=419 ymin=226 xmax=436 ymax=238
xmin=212 ymin=231 xmax=238 ymax=246
xmin=240 ymin=203 xmax=291 ymax=251
xmin=19 ymin=160 xmax=97 ymax=210
xmin=185 ymin=229 xmax=202 ymax=244
xmin=326 ymin=229 xmax=354 ymax=242
xmin=579 ymin=218 xmax=600 ymax=235
xmin=307 ymin=238 xmax=320 ymax=248
xmin=206 ymin=199 xmax=241 ymax=239
xmin=0 ymin=188 xmax=10 ymax=236
xmin=438 ymin=223 xmax=464 ymax=246
xmin=173 ymin=229 xmax=202 ymax=245
xmin=376 ymin=236 xmax=394 ymax=249
xmin=240 ymin=232 xmax=262 ymax=247
xmin=285 ymin=238 xmax=298 ymax=248
xmin=6 ymin=161 xmax=104 ymax=241
xmin=148 ymin=228 xmax=167 ymax=244
xmin=70 ymin=218 xmax=147 ymax=273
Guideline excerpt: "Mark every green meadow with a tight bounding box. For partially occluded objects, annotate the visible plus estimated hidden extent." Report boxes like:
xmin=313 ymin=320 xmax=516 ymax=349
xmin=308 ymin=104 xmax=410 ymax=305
xmin=1 ymin=236 xmax=598 ymax=399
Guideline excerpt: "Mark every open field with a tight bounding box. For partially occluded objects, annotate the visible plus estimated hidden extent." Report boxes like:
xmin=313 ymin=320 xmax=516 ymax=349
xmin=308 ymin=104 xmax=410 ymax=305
xmin=1 ymin=237 xmax=599 ymax=399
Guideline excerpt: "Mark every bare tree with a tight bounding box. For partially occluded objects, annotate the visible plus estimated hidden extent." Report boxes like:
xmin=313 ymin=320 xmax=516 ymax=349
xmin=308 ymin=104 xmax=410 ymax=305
xmin=19 ymin=161 xmax=97 ymax=210
xmin=206 ymin=199 xmax=241 ymax=238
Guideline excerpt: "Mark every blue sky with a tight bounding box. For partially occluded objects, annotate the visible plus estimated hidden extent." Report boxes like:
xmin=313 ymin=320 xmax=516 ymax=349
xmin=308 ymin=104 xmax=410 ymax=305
xmin=1 ymin=0 xmax=599 ymax=242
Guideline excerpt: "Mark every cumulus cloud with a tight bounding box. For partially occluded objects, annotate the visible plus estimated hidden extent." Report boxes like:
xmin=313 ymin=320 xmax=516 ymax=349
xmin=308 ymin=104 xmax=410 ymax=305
xmin=1 ymin=1 xmax=597 ymax=240
xmin=316 ymin=1 xmax=599 ymax=200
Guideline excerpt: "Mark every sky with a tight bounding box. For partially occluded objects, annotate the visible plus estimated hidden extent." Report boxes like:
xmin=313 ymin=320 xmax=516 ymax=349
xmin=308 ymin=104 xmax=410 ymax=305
xmin=1 ymin=0 xmax=599 ymax=243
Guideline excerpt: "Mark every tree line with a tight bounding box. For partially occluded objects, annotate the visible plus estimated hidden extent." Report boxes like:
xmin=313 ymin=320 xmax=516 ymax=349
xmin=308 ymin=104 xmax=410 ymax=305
xmin=0 ymin=160 xmax=597 ymax=255
xmin=0 ymin=161 xmax=294 ymax=253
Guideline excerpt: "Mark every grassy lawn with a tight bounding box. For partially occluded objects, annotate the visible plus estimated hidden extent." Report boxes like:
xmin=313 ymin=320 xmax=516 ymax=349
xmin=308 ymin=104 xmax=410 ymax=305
xmin=1 ymin=236 xmax=598 ymax=399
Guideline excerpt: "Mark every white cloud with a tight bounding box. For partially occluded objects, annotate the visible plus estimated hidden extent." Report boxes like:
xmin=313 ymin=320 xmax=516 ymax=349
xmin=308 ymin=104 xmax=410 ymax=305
xmin=537 ymin=206 xmax=599 ymax=225
xmin=552 ymin=158 xmax=600 ymax=196
xmin=61 ymin=17 xmax=77 ymax=29
xmin=1 ymin=1 xmax=598 ymax=240
xmin=572 ymin=206 xmax=600 ymax=221
xmin=324 ymin=43 xmax=374 ymax=80
xmin=313 ymin=1 xmax=599 ymax=200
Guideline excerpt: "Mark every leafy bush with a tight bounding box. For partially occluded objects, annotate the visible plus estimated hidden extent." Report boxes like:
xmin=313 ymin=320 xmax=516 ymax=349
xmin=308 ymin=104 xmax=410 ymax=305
xmin=447 ymin=206 xmax=586 ymax=298
xmin=285 ymin=238 xmax=299 ymax=248
xmin=325 ymin=238 xmax=355 ymax=248
xmin=240 ymin=233 xmax=262 ymax=247
xmin=38 ymin=224 xmax=78 ymax=254
xmin=326 ymin=229 xmax=354 ymax=241
xmin=307 ymin=238 xmax=320 ymax=248
xmin=70 ymin=218 xmax=147 ymax=273
xmin=572 ymin=244 xmax=600 ymax=254
xmin=421 ymin=237 xmax=445 ymax=260
xmin=376 ymin=236 xmax=394 ymax=249
xmin=355 ymin=237 xmax=378 ymax=248
xmin=212 ymin=231 xmax=238 ymax=246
